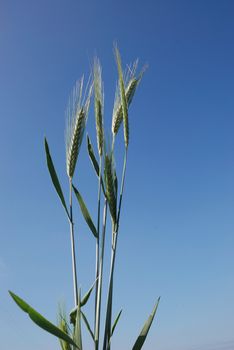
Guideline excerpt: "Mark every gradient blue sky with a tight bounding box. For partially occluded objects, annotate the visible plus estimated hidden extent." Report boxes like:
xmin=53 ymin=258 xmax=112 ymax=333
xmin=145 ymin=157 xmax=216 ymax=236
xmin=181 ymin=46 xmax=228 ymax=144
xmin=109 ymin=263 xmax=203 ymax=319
xmin=0 ymin=1 xmax=233 ymax=349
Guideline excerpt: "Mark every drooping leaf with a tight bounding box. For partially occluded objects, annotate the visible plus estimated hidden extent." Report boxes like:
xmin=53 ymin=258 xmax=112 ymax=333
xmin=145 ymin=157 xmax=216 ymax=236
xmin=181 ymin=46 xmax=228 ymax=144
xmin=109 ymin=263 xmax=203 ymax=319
xmin=104 ymin=154 xmax=117 ymax=225
xmin=111 ymin=309 xmax=122 ymax=337
xmin=9 ymin=291 xmax=79 ymax=349
xmin=132 ymin=297 xmax=160 ymax=350
xmin=81 ymin=311 xmax=95 ymax=341
xmin=72 ymin=185 xmax=98 ymax=239
xmin=87 ymin=135 xmax=100 ymax=177
xmin=87 ymin=135 xmax=105 ymax=194
xmin=44 ymin=138 xmax=70 ymax=219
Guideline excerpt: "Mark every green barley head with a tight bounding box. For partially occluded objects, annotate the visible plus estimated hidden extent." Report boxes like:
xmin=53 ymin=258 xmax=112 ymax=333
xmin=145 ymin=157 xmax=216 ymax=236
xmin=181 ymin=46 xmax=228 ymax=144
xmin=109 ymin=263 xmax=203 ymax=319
xmin=65 ymin=77 xmax=93 ymax=179
xmin=93 ymin=57 xmax=104 ymax=157
xmin=114 ymin=46 xmax=129 ymax=148
xmin=57 ymin=307 xmax=72 ymax=350
xmin=112 ymin=58 xmax=146 ymax=138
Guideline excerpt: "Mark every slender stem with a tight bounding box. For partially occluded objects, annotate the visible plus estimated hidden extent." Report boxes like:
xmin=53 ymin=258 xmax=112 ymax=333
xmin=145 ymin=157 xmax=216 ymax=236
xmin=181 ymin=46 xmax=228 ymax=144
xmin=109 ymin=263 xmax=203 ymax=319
xmin=103 ymin=148 xmax=128 ymax=350
xmin=95 ymin=198 xmax=108 ymax=350
xmin=69 ymin=178 xmax=78 ymax=307
xmin=102 ymin=228 xmax=117 ymax=350
xmin=116 ymin=148 xmax=128 ymax=230
xmin=95 ymin=156 xmax=102 ymax=333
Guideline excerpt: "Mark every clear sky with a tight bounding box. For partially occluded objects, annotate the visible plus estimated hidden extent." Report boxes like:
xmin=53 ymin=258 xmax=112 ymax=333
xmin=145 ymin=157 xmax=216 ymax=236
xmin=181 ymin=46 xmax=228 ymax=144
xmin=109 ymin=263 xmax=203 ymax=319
xmin=0 ymin=1 xmax=233 ymax=350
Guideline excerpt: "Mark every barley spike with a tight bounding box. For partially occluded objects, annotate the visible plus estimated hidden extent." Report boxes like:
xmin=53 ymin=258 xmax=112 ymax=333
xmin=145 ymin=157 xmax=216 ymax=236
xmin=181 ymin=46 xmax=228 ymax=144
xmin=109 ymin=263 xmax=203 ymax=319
xmin=66 ymin=77 xmax=92 ymax=179
xmin=112 ymin=60 xmax=146 ymax=136
xmin=58 ymin=307 xmax=72 ymax=350
xmin=94 ymin=57 xmax=104 ymax=156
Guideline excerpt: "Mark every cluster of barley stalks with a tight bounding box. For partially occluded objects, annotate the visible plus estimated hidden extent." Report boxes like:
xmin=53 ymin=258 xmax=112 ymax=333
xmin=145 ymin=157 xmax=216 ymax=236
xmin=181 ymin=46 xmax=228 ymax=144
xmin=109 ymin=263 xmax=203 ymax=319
xmin=9 ymin=46 xmax=160 ymax=350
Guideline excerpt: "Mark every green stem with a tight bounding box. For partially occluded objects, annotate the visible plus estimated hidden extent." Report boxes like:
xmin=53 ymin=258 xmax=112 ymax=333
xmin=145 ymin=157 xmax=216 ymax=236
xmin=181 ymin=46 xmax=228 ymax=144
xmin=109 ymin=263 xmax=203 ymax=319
xmin=103 ymin=148 xmax=128 ymax=350
xmin=95 ymin=198 xmax=108 ymax=350
xmin=94 ymin=156 xmax=102 ymax=334
xmin=69 ymin=178 xmax=78 ymax=307
xmin=116 ymin=148 xmax=128 ymax=230
xmin=102 ymin=228 xmax=117 ymax=350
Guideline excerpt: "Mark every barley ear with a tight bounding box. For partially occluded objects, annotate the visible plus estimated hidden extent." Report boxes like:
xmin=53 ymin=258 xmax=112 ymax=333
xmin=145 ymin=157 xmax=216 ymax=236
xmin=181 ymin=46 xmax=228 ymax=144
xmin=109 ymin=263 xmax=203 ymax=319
xmin=58 ymin=306 xmax=72 ymax=350
xmin=112 ymin=63 xmax=146 ymax=136
xmin=65 ymin=78 xmax=93 ymax=179
xmin=93 ymin=57 xmax=104 ymax=156
xmin=114 ymin=45 xmax=129 ymax=148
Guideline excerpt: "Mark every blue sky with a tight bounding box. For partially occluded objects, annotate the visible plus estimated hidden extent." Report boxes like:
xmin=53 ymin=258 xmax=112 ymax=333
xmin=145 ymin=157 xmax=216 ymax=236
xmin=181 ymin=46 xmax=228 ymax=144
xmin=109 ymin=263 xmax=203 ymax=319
xmin=0 ymin=0 xmax=234 ymax=349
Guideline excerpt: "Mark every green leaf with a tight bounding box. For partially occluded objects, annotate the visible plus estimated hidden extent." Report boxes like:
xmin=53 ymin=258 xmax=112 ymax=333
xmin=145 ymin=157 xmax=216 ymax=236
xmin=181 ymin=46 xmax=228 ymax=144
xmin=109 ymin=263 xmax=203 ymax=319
xmin=81 ymin=311 xmax=95 ymax=341
xmin=81 ymin=279 xmax=97 ymax=307
xmin=72 ymin=185 xmax=98 ymax=239
xmin=9 ymin=291 xmax=79 ymax=349
xmin=70 ymin=279 xmax=97 ymax=325
xmin=113 ymin=167 xmax=118 ymax=198
xmin=87 ymin=135 xmax=105 ymax=194
xmin=132 ymin=297 xmax=160 ymax=350
xmin=44 ymin=138 xmax=70 ymax=219
xmin=111 ymin=309 xmax=122 ymax=337
xmin=87 ymin=135 xmax=99 ymax=176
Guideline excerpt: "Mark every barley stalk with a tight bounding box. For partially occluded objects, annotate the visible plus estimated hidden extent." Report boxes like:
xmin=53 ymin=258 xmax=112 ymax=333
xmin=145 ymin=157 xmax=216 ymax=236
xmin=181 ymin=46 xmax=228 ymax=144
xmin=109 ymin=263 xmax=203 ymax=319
xmin=69 ymin=177 xmax=79 ymax=307
xmin=95 ymin=198 xmax=108 ymax=350
xmin=93 ymin=58 xmax=105 ymax=344
xmin=102 ymin=149 xmax=127 ymax=350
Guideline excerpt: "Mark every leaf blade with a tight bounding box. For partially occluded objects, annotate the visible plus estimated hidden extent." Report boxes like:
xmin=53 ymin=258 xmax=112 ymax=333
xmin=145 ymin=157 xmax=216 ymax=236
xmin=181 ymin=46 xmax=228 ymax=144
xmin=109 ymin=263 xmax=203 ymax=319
xmin=87 ymin=135 xmax=105 ymax=195
xmin=81 ymin=279 xmax=97 ymax=307
xmin=111 ymin=309 xmax=122 ymax=337
xmin=132 ymin=297 xmax=160 ymax=350
xmin=9 ymin=291 xmax=79 ymax=349
xmin=44 ymin=138 xmax=69 ymax=219
xmin=81 ymin=311 xmax=95 ymax=341
xmin=72 ymin=185 xmax=98 ymax=239
xmin=87 ymin=135 xmax=99 ymax=177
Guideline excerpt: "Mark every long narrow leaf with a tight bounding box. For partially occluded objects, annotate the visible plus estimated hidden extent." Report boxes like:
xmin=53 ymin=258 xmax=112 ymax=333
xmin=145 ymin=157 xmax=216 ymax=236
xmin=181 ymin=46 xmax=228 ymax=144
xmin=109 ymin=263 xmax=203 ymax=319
xmin=87 ymin=135 xmax=105 ymax=194
xmin=81 ymin=279 xmax=97 ymax=307
xmin=44 ymin=138 xmax=70 ymax=219
xmin=73 ymin=185 xmax=98 ymax=239
xmin=81 ymin=311 xmax=95 ymax=341
xmin=9 ymin=291 xmax=79 ymax=349
xmin=87 ymin=135 xmax=99 ymax=176
xmin=132 ymin=297 xmax=160 ymax=350
xmin=70 ymin=279 xmax=97 ymax=325
xmin=111 ymin=309 xmax=122 ymax=337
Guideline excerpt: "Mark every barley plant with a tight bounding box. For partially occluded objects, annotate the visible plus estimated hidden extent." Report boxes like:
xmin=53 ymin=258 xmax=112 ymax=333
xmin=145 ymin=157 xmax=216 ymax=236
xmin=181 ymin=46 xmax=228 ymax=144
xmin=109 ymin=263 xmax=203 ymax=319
xmin=9 ymin=46 xmax=160 ymax=350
